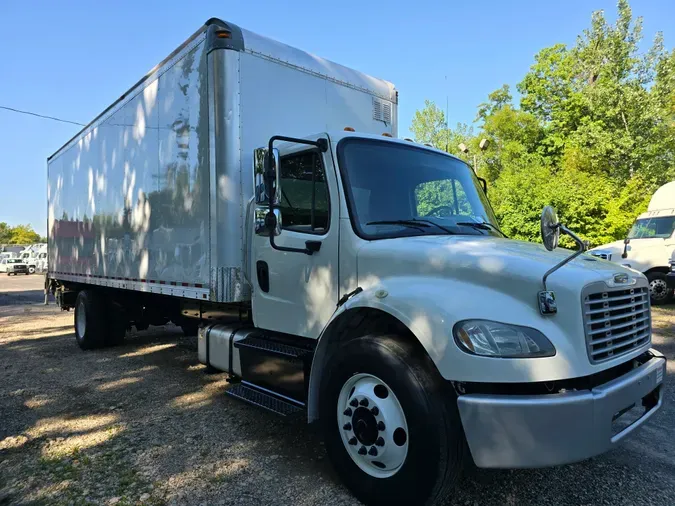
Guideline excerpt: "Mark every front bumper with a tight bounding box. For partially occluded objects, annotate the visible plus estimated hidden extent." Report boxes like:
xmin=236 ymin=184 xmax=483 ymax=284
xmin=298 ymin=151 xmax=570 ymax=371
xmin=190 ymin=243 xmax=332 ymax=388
xmin=457 ymin=349 xmax=666 ymax=468
xmin=667 ymin=272 xmax=675 ymax=289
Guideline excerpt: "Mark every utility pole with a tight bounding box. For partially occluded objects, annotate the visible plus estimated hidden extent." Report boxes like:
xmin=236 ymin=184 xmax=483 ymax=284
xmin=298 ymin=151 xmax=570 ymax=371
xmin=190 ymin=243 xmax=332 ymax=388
xmin=445 ymin=76 xmax=449 ymax=153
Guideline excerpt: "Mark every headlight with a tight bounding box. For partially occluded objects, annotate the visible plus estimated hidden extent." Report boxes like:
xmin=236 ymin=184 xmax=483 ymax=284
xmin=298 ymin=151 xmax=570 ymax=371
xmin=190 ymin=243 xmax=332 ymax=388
xmin=453 ymin=320 xmax=556 ymax=358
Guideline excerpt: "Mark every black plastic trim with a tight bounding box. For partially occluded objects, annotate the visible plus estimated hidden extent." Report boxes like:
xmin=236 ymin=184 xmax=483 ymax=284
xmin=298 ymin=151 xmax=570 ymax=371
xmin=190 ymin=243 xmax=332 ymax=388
xmin=205 ymin=325 xmax=213 ymax=368
xmin=205 ymin=18 xmax=245 ymax=53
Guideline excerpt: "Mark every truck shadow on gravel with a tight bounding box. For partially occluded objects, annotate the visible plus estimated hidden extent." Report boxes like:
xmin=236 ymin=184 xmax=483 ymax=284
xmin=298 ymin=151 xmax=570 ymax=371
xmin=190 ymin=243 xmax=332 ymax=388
xmin=1 ymin=318 xmax=674 ymax=505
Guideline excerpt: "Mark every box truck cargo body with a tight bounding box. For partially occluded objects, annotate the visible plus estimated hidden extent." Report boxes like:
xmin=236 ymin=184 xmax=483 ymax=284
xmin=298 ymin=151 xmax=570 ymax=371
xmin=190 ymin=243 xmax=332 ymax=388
xmin=48 ymin=19 xmax=665 ymax=506
xmin=48 ymin=19 xmax=397 ymax=304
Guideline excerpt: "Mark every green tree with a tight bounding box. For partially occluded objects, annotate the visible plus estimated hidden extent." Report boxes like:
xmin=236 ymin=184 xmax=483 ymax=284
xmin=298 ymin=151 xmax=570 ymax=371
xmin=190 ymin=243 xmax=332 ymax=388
xmin=410 ymin=0 xmax=675 ymax=248
xmin=0 ymin=222 xmax=11 ymax=243
xmin=8 ymin=225 xmax=41 ymax=244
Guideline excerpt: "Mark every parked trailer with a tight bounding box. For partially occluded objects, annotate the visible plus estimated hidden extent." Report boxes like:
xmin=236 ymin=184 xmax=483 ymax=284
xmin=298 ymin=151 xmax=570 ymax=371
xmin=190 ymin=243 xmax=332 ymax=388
xmin=48 ymin=19 xmax=666 ymax=506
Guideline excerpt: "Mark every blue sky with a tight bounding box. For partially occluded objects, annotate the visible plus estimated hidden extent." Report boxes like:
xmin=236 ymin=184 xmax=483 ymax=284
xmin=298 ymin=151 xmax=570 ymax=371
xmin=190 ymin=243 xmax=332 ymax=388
xmin=1 ymin=0 xmax=672 ymax=235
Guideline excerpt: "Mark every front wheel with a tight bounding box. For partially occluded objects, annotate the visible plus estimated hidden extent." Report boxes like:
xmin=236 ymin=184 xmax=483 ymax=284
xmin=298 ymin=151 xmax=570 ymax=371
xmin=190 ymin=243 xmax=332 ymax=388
xmin=28 ymin=266 xmax=35 ymax=274
xmin=647 ymin=272 xmax=673 ymax=305
xmin=320 ymin=335 xmax=467 ymax=506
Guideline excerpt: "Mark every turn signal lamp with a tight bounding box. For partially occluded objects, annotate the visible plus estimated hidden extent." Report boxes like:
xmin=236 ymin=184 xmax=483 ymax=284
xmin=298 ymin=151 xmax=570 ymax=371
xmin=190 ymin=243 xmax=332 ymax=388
xmin=216 ymin=30 xmax=232 ymax=39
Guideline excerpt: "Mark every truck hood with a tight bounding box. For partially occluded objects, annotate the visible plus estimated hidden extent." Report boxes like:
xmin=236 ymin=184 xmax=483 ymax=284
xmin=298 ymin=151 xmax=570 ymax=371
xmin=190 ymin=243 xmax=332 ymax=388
xmin=590 ymin=238 xmax=675 ymax=270
xmin=589 ymin=239 xmax=626 ymax=256
xmin=356 ymin=235 xmax=637 ymax=300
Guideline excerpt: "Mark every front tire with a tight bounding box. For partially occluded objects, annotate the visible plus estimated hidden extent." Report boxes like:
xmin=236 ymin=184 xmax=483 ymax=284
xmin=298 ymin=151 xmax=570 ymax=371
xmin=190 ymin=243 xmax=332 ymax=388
xmin=320 ymin=335 xmax=467 ymax=506
xmin=647 ymin=272 xmax=673 ymax=305
xmin=28 ymin=266 xmax=35 ymax=274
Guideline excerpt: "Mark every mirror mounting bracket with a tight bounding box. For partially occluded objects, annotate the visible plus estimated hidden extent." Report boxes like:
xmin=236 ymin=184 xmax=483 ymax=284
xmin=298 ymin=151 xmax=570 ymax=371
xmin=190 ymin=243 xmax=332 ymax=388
xmin=541 ymin=224 xmax=587 ymax=292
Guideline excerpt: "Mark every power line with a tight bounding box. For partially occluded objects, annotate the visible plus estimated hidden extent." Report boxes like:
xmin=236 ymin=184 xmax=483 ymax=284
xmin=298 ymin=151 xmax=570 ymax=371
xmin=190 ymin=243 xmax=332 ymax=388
xmin=0 ymin=105 xmax=85 ymax=127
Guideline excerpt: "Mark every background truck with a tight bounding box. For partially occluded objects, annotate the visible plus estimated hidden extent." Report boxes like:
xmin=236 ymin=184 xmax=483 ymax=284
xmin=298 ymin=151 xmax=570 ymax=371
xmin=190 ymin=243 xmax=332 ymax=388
xmin=48 ymin=18 xmax=666 ymax=506
xmin=590 ymin=181 xmax=675 ymax=304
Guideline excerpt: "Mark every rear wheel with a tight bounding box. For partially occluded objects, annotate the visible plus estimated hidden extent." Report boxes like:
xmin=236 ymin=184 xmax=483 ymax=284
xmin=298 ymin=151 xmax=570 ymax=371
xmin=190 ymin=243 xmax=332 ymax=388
xmin=74 ymin=290 xmax=106 ymax=350
xmin=320 ymin=335 xmax=467 ymax=506
xmin=647 ymin=272 xmax=673 ymax=305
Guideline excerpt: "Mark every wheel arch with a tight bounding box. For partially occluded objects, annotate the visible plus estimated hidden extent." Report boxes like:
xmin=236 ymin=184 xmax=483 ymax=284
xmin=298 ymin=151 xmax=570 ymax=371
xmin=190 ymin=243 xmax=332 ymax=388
xmin=644 ymin=266 xmax=670 ymax=276
xmin=307 ymin=305 xmax=434 ymax=423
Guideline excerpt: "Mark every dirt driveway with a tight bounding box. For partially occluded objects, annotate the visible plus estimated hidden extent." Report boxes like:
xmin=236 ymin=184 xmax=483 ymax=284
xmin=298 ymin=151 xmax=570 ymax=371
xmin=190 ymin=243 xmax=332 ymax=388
xmin=1 ymin=276 xmax=674 ymax=505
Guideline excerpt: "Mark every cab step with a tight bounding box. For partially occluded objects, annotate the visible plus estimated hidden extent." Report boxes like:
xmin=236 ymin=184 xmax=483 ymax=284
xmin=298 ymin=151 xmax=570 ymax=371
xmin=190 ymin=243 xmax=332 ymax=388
xmin=234 ymin=335 xmax=312 ymax=358
xmin=225 ymin=382 xmax=304 ymax=417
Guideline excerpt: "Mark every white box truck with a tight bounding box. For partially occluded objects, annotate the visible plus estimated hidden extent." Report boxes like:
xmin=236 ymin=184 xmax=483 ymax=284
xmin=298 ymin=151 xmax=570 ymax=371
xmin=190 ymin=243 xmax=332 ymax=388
xmin=590 ymin=181 xmax=675 ymax=304
xmin=47 ymin=19 xmax=666 ymax=505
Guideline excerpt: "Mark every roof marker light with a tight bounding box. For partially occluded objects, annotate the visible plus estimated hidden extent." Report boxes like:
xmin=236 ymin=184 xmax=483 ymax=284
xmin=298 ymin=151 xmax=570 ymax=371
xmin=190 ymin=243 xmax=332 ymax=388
xmin=344 ymin=126 xmax=355 ymax=132
xmin=382 ymin=133 xmax=393 ymax=138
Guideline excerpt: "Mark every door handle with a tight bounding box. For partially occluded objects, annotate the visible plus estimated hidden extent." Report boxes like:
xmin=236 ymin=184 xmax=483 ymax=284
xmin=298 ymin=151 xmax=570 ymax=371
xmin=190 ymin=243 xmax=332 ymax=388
xmin=305 ymin=241 xmax=322 ymax=254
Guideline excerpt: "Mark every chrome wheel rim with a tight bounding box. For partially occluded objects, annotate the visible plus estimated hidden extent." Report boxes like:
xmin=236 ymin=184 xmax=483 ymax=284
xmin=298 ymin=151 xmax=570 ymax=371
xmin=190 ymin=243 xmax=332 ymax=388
xmin=337 ymin=373 xmax=409 ymax=478
xmin=650 ymin=278 xmax=669 ymax=301
xmin=76 ymin=299 xmax=86 ymax=337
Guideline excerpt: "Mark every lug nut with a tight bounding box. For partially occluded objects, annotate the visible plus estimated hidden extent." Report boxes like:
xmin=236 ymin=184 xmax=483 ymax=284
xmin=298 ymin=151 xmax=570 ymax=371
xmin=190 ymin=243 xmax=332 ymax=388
xmin=377 ymin=421 xmax=385 ymax=431
xmin=375 ymin=437 xmax=384 ymax=446
xmin=348 ymin=437 xmax=357 ymax=445
xmin=343 ymin=423 xmax=352 ymax=431
xmin=359 ymin=398 xmax=369 ymax=407
xmin=349 ymin=398 xmax=359 ymax=408
xmin=358 ymin=446 xmax=367 ymax=455
xmin=368 ymin=446 xmax=378 ymax=456
xmin=370 ymin=406 xmax=379 ymax=416
xmin=343 ymin=408 xmax=352 ymax=417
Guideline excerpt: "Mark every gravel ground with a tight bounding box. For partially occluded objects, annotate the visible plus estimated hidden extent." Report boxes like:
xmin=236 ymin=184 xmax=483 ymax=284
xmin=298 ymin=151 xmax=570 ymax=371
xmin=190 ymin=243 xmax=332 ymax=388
xmin=1 ymin=276 xmax=674 ymax=505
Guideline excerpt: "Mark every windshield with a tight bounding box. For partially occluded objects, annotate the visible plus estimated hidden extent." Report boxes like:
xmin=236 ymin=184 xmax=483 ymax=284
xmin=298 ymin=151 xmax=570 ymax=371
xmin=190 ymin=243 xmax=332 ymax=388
xmin=337 ymin=138 xmax=500 ymax=239
xmin=627 ymin=216 xmax=675 ymax=239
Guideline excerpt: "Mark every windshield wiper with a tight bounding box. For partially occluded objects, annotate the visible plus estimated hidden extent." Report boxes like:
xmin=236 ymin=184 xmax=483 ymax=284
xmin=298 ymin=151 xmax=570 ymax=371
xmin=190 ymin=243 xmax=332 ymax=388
xmin=407 ymin=218 xmax=455 ymax=234
xmin=367 ymin=219 xmax=458 ymax=235
xmin=366 ymin=220 xmax=431 ymax=231
xmin=456 ymin=221 xmax=508 ymax=237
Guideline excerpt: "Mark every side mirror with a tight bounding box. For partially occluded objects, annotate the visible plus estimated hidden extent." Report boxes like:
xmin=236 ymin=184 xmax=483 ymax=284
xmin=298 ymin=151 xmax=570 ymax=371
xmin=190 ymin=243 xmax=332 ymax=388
xmin=540 ymin=206 xmax=560 ymax=251
xmin=255 ymin=207 xmax=282 ymax=237
xmin=253 ymin=147 xmax=281 ymax=205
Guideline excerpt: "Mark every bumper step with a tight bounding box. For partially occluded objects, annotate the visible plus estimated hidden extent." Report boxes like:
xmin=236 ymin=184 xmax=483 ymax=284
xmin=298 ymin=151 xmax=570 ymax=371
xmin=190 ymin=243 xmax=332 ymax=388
xmin=225 ymin=382 xmax=304 ymax=417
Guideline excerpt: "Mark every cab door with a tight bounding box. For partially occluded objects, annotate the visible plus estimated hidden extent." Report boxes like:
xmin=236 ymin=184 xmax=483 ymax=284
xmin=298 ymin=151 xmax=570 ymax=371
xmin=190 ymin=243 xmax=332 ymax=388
xmin=250 ymin=135 xmax=340 ymax=338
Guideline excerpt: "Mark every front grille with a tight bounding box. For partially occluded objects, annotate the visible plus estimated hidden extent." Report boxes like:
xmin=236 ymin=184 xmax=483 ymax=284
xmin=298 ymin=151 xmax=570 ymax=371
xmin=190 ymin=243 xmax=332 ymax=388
xmin=582 ymin=281 xmax=651 ymax=363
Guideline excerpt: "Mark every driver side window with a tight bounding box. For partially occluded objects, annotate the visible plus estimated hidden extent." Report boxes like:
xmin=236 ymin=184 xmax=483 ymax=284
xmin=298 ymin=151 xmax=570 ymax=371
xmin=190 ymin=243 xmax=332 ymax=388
xmin=414 ymin=179 xmax=470 ymax=216
xmin=279 ymin=150 xmax=330 ymax=234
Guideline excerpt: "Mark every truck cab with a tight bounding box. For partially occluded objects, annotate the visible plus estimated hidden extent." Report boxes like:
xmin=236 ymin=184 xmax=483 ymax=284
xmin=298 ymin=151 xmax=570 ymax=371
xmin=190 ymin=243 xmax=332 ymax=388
xmin=230 ymin=129 xmax=665 ymax=502
xmin=590 ymin=182 xmax=675 ymax=304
